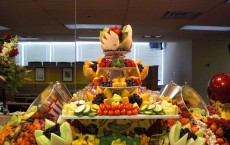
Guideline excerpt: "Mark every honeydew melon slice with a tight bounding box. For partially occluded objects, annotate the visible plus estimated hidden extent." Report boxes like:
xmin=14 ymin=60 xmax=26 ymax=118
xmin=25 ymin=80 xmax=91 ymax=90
xmin=99 ymin=28 xmax=109 ymax=42
xmin=34 ymin=130 xmax=44 ymax=138
xmin=57 ymin=116 xmax=66 ymax=124
xmin=195 ymin=130 xmax=204 ymax=137
xmin=101 ymin=31 xmax=119 ymax=50
xmin=194 ymin=137 xmax=206 ymax=145
xmin=36 ymin=135 xmax=51 ymax=145
xmin=182 ymin=123 xmax=191 ymax=131
xmin=186 ymin=138 xmax=195 ymax=145
xmin=169 ymin=122 xmax=180 ymax=143
xmin=118 ymin=25 xmax=133 ymax=49
xmin=51 ymin=133 xmax=68 ymax=145
xmin=45 ymin=119 xmax=56 ymax=130
xmin=60 ymin=122 xmax=73 ymax=144
xmin=169 ymin=121 xmax=189 ymax=145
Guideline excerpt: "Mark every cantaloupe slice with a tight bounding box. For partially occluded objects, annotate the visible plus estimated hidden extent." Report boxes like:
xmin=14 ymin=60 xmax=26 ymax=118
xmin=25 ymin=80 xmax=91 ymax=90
xmin=140 ymin=65 xmax=149 ymax=80
xmin=121 ymin=89 xmax=130 ymax=97
xmin=86 ymin=92 xmax=95 ymax=101
xmin=103 ymin=88 xmax=112 ymax=98
xmin=51 ymin=133 xmax=68 ymax=145
xmin=60 ymin=122 xmax=73 ymax=145
xmin=96 ymin=86 xmax=103 ymax=94
xmin=131 ymin=88 xmax=139 ymax=95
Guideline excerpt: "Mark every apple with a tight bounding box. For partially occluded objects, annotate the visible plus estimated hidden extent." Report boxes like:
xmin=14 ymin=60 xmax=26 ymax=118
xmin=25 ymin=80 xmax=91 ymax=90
xmin=207 ymin=73 xmax=230 ymax=103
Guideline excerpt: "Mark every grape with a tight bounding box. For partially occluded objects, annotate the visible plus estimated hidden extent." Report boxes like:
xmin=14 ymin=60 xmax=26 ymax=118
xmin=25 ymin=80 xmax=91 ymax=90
xmin=43 ymin=124 xmax=61 ymax=139
xmin=126 ymin=80 xmax=136 ymax=86
xmin=92 ymin=93 xmax=106 ymax=105
xmin=100 ymin=80 xmax=112 ymax=87
xmin=138 ymin=64 xmax=144 ymax=72
xmin=90 ymin=62 xmax=98 ymax=72
xmin=129 ymin=94 xmax=142 ymax=107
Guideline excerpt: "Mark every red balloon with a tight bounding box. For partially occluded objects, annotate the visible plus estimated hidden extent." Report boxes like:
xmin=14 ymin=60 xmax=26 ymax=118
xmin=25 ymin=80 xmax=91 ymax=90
xmin=208 ymin=73 xmax=230 ymax=103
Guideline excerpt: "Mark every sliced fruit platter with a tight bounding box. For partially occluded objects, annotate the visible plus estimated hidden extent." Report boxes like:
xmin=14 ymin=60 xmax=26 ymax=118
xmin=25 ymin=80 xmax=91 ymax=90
xmin=61 ymin=85 xmax=180 ymax=120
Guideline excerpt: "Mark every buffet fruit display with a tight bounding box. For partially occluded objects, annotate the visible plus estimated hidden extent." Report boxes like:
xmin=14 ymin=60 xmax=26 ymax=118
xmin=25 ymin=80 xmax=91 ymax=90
xmin=0 ymin=25 xmax=230 ymax=145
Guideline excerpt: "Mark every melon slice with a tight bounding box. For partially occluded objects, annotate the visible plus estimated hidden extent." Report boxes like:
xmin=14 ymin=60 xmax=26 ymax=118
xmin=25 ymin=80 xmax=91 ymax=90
xmin=57 ymin=116 xmax=66 ymax=124
xmin=118 ymin=25 xmax=132 ymax=49
xmin=101 ymin=31 xmax=119 ymax=50
xmin=195 ymin=130 xmax=204 ymax=137
xmin=140 ymin=65 xmax=149 ymax=80
xmin=35 ymin=130 xmax=44 ymax=138
xmin=45 ymin=119 xmax=56 ymax=130
xmin=169 ymin=121 xmax=189 ymax=145
xmin=182 ymin=123 xmax=191 ymax=131
xmin=194 ymin=137 xmax=206 ymax=145
xmin=103 ymin=88 xmax=112 ymax=98
xmin=51 ymin=133 xmax=68 ymax=145
xmin=36 ymin=135 xmax=51 ymax=145
xmin=60 ymin=122 xmax=73 ymax=144
xmin=96 ymin=86 xmax=103 ymax=94
xmin=186 ymin=138 xmax=195 ymax=145
xmin=169 ymin=121 xmax=181 ymax=144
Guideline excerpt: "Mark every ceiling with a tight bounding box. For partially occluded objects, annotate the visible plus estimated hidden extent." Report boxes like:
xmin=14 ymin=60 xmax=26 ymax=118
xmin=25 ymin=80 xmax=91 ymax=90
xmin=0 ymin=0 xmax=230 ymax=42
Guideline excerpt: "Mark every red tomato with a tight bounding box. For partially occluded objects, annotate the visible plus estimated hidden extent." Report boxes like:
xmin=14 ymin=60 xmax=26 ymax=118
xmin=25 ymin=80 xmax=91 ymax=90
xmin=132 ymin=108 xmax=138 ymax=115
xmin=100 ymin=104 xmax=105 ymax=111
xmin=133 ymin=106 xmax=140 ymax=113
xmin=97 ymin=109 xmax=103 ymax=116
xmin=127 ymin=110 xmax=132 ymax=116
xmin=105 ymin=104 xmax=111 ymax=110
xmin=109 ymin=110 xmax=114 ymax=116
xmin=115 ymin=110 xmax=120 ymax=116
xmin=103 ymin=110 xmax=109 ymax=115
xmin=121 ymin=109 xmax=127 ymax=115
xmin=126 ymin=103 xmax=133 ymax=111
xmin=112 ymin=105 xmax=119 ymax=110
xmin=118 ymin=104 xmax=124 ymax=110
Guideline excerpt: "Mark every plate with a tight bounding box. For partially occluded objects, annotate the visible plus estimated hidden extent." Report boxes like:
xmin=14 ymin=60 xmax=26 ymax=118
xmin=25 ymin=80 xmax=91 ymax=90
xmin=61 ymin=114 xmax=181 ymax=120
xmin=103 ymin=50 xmax=131 ymax=55
xmin=99 ymin=67 xmax=136 ymax=70
xmin=100 ymin=86 xmax=139 ymax=89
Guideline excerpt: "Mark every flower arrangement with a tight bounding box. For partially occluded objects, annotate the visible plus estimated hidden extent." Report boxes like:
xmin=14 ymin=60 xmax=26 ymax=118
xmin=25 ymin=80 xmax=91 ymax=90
xmin=0 ymin=33 xmax=30 ymax=99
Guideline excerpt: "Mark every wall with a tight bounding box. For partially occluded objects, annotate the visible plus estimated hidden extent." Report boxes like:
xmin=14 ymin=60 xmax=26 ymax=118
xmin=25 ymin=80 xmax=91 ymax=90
xmin=163 ymin=40 xmax=192 ymax=86
xmin=192 ymin=39 xmax=230 ymax=103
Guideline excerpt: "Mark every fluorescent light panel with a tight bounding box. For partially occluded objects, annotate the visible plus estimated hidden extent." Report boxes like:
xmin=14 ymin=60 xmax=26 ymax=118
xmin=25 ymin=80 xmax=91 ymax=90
xmin=65 ymin=24 xmax=122 ymax=29
xmin=78 ymin=37 xmax=99 ymax=40
xmin=181 ymin=25 xmax=230 ymax=31
xmin=0 ymin=26 xmax=10 ymax=30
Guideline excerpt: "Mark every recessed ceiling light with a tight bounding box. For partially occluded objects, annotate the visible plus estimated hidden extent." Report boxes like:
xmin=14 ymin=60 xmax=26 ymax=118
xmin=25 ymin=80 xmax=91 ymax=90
xmin=143 ymin=35 xmax=153 ymax=38
xmin=180 ymin=25 xmax=230 ymax=31
xmin=0 ymin=26 xmax=10 ymax=30
xmin=65 ymin=24 xmax=122 ymax=29
xmin=154 ymin=35 xmax=163 ymax=38
xmin=78 ymin=37 xmax=99 ymax=40
xmin=18 ymin=36 xmax=40 ymax=41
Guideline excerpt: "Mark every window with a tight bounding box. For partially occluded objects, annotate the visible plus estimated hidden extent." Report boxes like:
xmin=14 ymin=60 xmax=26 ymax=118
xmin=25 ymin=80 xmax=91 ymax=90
xmin=18 ymin=42 xmax=163 ymax=84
